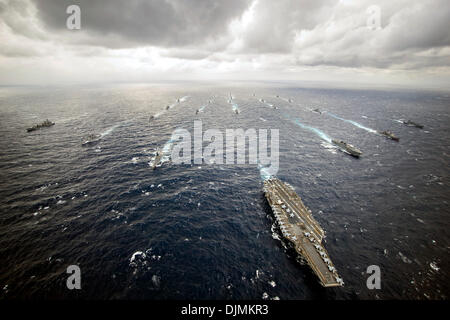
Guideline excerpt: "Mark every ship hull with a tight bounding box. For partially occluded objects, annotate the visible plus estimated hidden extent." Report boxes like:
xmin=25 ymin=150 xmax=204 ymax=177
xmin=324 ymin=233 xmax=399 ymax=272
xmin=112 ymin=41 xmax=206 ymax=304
xmin=331 ymin=140 xmax=362 ymax=157
xmin=263 ymin=178 xmax=343 ymax=287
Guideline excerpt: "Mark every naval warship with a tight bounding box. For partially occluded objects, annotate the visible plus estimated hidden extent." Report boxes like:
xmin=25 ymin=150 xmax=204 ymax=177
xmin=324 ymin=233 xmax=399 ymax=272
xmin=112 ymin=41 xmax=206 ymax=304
xmin=403 ymin=120 xmax=423 ymax=129
xmin=82 ymin=133 xmax=101 ymax=146
xmin=312 ymin=108 xmax=322 ymax=114
xmin=151 ymin=149 xmax=163 ymax=170
xmin=378 ymin=130 xmax=399 ymax=141
xmin=26 ymin=119 xmax=55 ymax=132
xmin=264 ymin=178 xmax=343 ymax=287
xmin=331 ymin=139 xmax=362 ymax=157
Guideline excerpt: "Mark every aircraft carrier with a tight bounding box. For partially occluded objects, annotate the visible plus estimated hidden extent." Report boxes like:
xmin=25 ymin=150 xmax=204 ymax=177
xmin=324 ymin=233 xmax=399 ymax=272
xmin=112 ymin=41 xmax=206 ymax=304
xmin=264 ymin=178 xmax=343 ymax=287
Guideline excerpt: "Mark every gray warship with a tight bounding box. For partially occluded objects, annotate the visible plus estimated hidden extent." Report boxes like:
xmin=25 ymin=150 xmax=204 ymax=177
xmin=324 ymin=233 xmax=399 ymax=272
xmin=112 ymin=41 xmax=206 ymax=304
xmin=331 ymin=139 xmax=362 ymax=157
xmin=403 ymin=120 xmax=423 ymax=129
xmin=264 ymin=178 xmax=343 ymax=287
xmin=378 ymin=130 xmax=399 ymax=141
xmin=27 ymin=119 xmax=55 ymax=132
xmin=82 ymin=134 xmax=101 ymax=146
xmin=151 ymin=149 xmax=163 ymax=170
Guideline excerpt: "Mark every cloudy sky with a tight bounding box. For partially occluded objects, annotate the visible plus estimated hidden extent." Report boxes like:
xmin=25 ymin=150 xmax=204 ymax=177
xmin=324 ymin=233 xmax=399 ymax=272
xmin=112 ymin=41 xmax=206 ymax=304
xmin=1 ymin=0 xmax=449 ymax=88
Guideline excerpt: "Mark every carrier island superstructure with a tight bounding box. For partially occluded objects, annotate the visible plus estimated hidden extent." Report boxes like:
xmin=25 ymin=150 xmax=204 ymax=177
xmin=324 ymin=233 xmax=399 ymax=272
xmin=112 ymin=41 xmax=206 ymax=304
xmin=263 ymin=178 xmax=343 ymax=287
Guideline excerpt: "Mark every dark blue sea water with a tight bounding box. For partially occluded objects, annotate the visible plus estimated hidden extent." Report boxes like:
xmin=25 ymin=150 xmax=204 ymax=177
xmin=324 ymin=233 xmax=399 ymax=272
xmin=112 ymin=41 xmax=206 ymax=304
xmin=0 ymin=83 xmax=449 ymax=299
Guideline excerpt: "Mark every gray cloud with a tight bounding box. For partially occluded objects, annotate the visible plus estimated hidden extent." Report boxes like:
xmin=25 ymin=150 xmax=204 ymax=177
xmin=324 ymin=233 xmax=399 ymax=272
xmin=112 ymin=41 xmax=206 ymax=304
xmin=0 ymin=0 xmax=47 ymax=39
xmin=381 ymin=1 xmax=450 ymax=51
xmin=32 ymin=0 xmax=252 ymax=48
xmin=0 ymin=0 xmax=449 ymax=87
xmin=237 ymin=0 xmax=334 ymax=54
xmin=290 ymin=0 xmax=450 ymax=69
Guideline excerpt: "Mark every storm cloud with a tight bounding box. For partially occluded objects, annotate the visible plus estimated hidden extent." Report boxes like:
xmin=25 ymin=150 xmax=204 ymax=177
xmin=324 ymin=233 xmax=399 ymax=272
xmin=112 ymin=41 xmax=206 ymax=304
xmin=0 ymin=0 xmax=449 ymax=87
xmin=33 ymin=0 xmax=252 ymax=48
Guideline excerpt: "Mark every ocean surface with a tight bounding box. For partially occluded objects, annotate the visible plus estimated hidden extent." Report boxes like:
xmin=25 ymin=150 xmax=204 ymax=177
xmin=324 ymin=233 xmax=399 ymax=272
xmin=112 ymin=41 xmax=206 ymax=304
xmin=0 ymin=83 xmax=449 ymax=299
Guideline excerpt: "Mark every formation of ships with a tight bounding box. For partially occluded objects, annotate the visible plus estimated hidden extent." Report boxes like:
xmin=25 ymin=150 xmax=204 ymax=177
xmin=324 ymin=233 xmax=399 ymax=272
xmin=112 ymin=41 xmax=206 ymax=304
xmin=25 ymin=96 xmax=425 ymax=288
xmin=145 ymin=97 xmax=423 ymax=286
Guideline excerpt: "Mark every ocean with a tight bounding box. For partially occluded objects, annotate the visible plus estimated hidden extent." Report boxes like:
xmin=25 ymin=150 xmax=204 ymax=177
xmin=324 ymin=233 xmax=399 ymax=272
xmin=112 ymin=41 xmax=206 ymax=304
xmin=0 ymin=83 xmax=448 ymax=299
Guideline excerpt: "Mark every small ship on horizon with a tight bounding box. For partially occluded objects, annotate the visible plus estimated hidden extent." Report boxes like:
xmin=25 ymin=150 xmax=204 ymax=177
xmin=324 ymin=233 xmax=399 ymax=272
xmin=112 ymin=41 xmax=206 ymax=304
xmin=403 ymin=120 xmax=423 ymax=129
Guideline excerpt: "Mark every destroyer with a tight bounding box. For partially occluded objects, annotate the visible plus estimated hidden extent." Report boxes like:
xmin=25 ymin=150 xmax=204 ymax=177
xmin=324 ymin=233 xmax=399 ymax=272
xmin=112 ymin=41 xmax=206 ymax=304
xmin=151 ymin=149 xmax=163 ymax=170
xmin=26 ymin=119 xmax=55 ymax=132
xmin=264 ymin=178 xmax=343 ymax=287
xmin=403 ymin=120 xmax=423 ymax=129
xmin=82 ymin=133 xmax=101 ymax=146
xmin=331 ymin=139 xmax=362 ymax=157
xmin=379 ymin=130 xmax=399 ymax=141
